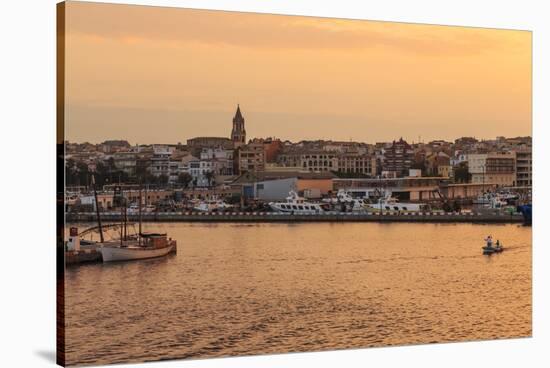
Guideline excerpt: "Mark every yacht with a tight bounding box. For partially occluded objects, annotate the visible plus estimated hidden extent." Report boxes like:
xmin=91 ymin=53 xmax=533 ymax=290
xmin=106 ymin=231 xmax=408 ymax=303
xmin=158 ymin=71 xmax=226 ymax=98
xmin=473 ymin=192 xmax=494 ymax=205
xmin=473 ymin=192 xmax=512 ymax=208
xmin=143 ymin=204 xmax=156 ymax=213
xmin=498 ymin=191 xmax=519 ymax=202
xmin=127 ymin=203 xmax=157 ymax=214
xmin=269 ymin=190 xmax=329 ymax=214
xmin=487 ymin=196 xmax=508 ymax=209
xmin=323 ymin=189 xmax=369 ymax=211
xmin=367 ymin=193 xmax=426 ymax=212
xmin=127 ymin=203 xmax=140 ymax=214
xmin=193 ymin=198 xmax=233 ymax=212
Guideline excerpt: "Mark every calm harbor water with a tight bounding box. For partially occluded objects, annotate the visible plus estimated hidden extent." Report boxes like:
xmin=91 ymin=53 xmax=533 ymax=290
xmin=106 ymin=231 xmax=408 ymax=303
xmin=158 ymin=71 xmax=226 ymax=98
xmin=64 ymin=222 xmax=531 ymax=366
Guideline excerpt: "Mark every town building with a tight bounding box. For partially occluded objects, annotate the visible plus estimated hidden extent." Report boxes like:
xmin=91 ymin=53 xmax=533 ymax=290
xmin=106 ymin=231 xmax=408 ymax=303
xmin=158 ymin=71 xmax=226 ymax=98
xmin=235 ymin=142 xmax=266 ymax=175
xmin=425 ymin=151 xmax=451 ymax=177
xmin=180 ymin=154 xmax=201 ymax=186
xmin=468 ymin=152 xmax=517 ymax=187
xmin=514 ymin=149 xmax=532 ymax=187
xmin=382 ymin=138 xmax=414 ymax=177
xmin=150 ymin=145 xmax=175 ymax=178
xmin=336 ymin=152 xmax=377 ymax=176
xmin=97 ymin=140 xmax=131 ymax=153
xmin=322 ymin=141 xmax=370 ymax=154
xmin=191 ymin=147 xmax=235 ymax=186
xmin=450 ymin=152 xmax=468 ymax=167
xmin=437 ymin=165 xmax=452 ymax=178
xmin=251 ymin=137 xmax=283 ymax=163
xmin=278 ymin=150 xmax=338 ymax=172
xmin=232 ymin=170 xmax=335 ymax=200
xmin=168 ymin=150 xmax=189 ymax=184
xmin=112 ymin=151 xmax=137 ymax=177
xmin=186 ymin=137 xmax=233 ymax=157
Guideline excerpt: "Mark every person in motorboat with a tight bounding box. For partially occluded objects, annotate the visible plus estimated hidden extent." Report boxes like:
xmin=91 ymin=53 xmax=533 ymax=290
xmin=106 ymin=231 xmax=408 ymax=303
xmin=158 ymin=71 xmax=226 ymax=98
xmin=495 ymin=240 xmax=502 ymax=250
xmin=484 ymin=235 xmax=493 ymax=248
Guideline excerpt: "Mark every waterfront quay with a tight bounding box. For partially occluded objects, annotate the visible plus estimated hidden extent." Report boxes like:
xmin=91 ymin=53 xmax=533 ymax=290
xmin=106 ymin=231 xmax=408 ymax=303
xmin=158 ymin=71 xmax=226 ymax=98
xmin=67 ymin=210 xmax=524 ymax=223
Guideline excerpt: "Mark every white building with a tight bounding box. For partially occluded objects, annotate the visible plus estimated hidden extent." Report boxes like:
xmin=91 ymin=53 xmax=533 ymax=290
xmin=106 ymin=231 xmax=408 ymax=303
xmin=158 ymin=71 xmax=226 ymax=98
xmin=179 ymin=154 xmax=201 ymax=186
xmin=467 ymin=152 xmax=516 ymax=187
xmin=200 ymin=147 xmax=234 ymax=176
xmin=450 ymin=153 xmax=468 ymax=167
xmin=150 ymin=145 xmax=175 ymax=178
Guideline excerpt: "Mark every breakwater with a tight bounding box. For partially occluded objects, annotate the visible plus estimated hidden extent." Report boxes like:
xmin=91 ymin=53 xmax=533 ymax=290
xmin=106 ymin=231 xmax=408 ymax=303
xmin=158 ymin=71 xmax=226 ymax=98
xmin=67 ymin=211 xmax=524 ymax=223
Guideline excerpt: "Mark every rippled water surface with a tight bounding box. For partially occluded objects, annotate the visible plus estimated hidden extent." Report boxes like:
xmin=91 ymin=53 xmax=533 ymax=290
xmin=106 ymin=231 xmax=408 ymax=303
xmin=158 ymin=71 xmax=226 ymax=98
xmin=64 ymin=222 xmax=531 ymax=366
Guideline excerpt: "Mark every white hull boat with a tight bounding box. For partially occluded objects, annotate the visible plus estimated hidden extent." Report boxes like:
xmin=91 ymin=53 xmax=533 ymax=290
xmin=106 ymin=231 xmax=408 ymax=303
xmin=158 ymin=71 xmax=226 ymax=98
xmin=78 ymin=178 xmax=178 ymax=263
xmin=368 ymin=193 xmax=426 ymax=212
xmin=322 ymin=189 xmax=369 ymax=212
xmin=193 ymin=198 xmax=233 ymax=212
xmin=269 ymin=190 xmax=329 ymax=214
xmin=100 ymin=242 xmax=174 ymax=262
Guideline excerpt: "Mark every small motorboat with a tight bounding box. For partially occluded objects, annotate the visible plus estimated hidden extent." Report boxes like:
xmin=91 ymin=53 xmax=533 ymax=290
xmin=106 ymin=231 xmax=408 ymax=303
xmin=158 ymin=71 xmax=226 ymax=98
xmin=482 ymin=235 xmax=504 ymax=255
xmin=482 ymin=244 xmax=504 ymax=255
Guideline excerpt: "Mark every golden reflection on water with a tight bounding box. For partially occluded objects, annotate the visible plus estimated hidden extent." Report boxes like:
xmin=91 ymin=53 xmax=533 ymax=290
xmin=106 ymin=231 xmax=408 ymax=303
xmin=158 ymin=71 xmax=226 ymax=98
xmin=64 ymin=222 xmax=531 ymax=366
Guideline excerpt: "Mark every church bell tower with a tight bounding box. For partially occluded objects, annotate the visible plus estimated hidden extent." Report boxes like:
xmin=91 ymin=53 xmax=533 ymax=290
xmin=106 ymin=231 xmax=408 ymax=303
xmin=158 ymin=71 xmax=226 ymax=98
xmin=231 ymin=104 xmax=246 ymax=147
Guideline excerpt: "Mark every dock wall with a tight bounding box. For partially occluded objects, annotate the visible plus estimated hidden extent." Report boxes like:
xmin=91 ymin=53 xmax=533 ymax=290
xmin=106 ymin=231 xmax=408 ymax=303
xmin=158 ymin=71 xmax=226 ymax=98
xmin=67 ymin=211 xmax=524 ymax=223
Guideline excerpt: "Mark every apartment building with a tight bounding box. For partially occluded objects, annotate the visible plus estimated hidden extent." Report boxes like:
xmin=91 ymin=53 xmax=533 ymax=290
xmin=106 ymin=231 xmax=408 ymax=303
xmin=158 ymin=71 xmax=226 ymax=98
xmin=468 ymin=151 xmax=516 ymax=186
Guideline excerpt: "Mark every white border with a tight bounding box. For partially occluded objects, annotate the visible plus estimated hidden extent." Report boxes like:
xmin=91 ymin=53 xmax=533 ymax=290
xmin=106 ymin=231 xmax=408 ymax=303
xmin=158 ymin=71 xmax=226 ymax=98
xmin=1 ymin=0 xmax=548 ymax=367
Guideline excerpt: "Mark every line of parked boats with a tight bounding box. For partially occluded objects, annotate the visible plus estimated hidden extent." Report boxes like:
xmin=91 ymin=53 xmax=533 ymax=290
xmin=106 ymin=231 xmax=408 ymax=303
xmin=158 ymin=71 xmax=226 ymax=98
xmin=472 ymin=191 xmax=519 ymax=207
xmin=73 ymin=187 xmax=530 ymax=220
xmin=268 ymin=189 xmax=426 ymax=214
xmin=66 ymin=181 xmax=529 ymax=263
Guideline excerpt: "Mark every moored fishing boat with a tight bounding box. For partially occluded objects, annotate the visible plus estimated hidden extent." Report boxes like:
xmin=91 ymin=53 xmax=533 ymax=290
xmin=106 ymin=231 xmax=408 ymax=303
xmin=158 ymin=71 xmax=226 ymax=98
xmin=99 ymin=233 xmax=176 ymax=262
xmin=86 ymin=177 xmax=177 ymax=262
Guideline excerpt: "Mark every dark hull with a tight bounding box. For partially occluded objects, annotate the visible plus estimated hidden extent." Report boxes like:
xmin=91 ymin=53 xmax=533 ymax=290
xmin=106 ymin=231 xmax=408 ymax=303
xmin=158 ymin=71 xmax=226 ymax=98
xmin=517 ymin=204 xmax=532 ymax=225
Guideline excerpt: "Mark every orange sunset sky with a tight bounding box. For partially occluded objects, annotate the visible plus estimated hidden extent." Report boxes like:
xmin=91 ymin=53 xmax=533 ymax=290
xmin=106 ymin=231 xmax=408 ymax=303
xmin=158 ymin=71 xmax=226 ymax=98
xmin=64 ymin=1 xmax=532 ymax=145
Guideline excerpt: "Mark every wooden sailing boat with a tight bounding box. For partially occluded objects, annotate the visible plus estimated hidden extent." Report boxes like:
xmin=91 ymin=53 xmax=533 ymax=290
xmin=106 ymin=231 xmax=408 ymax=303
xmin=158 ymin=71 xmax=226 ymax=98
xmin=98 ymin=182 xmax=176 ymax=262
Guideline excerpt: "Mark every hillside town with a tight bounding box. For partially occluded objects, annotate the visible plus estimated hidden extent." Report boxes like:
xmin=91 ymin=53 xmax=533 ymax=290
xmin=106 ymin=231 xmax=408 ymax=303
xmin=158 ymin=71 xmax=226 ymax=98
xmin=65 ymin=105 xmax=531 ymax=213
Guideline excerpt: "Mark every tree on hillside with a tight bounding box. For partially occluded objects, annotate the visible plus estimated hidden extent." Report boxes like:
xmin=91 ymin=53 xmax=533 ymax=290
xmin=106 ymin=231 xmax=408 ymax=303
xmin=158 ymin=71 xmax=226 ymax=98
xmin=177 ymin=172 xmax=193 ymax=188
xmin=205 ymin=170 xmax=215 ymax=187
xmin=453 ymin=162 xmax=471 ymax=183
xmin=155 ymin=174 xmax=169 ymax=186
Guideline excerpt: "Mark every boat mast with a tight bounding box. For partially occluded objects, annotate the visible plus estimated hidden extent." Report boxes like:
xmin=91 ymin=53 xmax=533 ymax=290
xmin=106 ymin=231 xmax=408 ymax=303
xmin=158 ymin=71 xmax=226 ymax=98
xmin=123 ymin=196 xmax=127 ymax=241
xmin=92 ymin=174 xmax=104 ymax=243
xmin=138 ymin=185 xmax=142 ymax=246
xmin=120 ymin=199 xmax=124 ymax=246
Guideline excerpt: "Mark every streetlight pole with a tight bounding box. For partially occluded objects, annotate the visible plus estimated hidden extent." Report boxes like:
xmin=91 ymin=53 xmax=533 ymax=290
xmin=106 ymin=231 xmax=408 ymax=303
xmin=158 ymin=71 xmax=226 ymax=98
xmin=482 ymin=161 xmax=485 ymax=194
